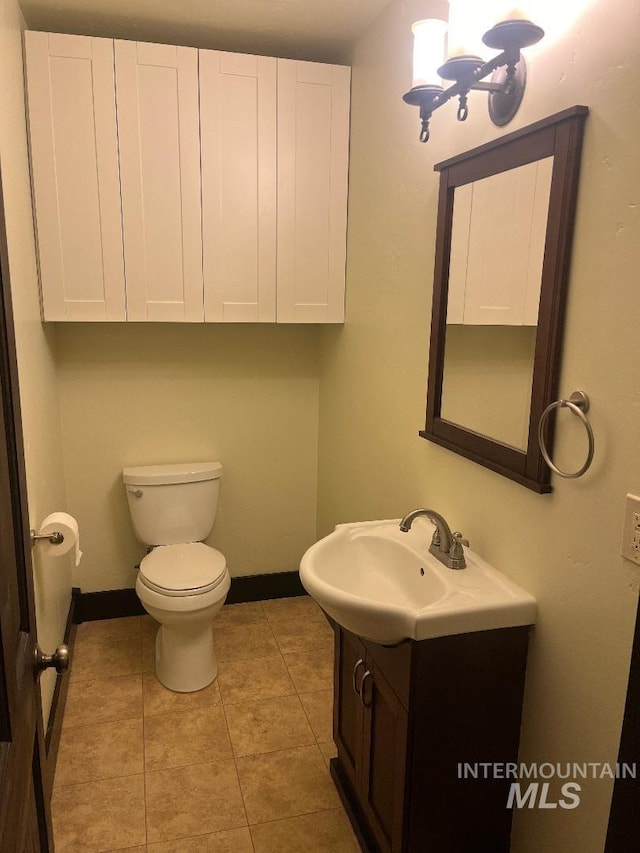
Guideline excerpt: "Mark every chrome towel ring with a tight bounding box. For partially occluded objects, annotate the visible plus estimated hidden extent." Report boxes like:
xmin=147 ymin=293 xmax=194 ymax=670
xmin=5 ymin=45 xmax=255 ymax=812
xmin=537 ymin=390 xmax=594 ymax=479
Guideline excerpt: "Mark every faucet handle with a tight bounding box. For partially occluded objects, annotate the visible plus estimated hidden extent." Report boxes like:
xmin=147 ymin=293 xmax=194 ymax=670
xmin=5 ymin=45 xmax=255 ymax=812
xmin=448 ymin=531 xmax=468 ymax=570
xmin=451 ymin=531 xmax=469 ymax=548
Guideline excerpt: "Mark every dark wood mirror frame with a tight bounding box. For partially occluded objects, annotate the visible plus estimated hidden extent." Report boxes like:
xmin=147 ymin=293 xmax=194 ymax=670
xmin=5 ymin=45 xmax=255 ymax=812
xmin=421 ymin=106 xmax=589 ymax=493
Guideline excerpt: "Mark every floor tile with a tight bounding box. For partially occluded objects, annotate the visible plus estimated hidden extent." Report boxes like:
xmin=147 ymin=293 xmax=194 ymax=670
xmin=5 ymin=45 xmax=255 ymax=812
xmin=145 ymin=760 xmax=247 ymax=843
xmin=236 ymin=745 xmax=340 ymax=824
xmin=141 ymin=615 xmax=160 ymax=637
xmin=212 ymin=622 xmax=279 ymax=662
xmin=57 ymin=597 xmax=358 ymax=853
xmin=217 ymin=655 xmax=295 ymax=705
xmin=225 ymin=695 xmax=315 ymax=758
xmin=261 ymin=596 xmax=326 ymax=623
xmin=75 ymin=616 xmax=142 ymax=646
xmin=63 ymin=674 xmax=143 ymax=728
xmin=217 ymin=602 xmax=267 ymax=626
xmin=269 ymin=615 xmax=334 ymax=655
xmin=283 ymin=646 xmax=334 ymax=693
xmin=146 ymin=826 xmax=253 ymax=851
xmin=317 ymin=741 xmax=337 ymax=767
xmin=51 ymin=774 xmax=146 ymax=853
xmin=106 ymin=848 xmax=147 ymax=852
xmin=143 ymin=672 xmax=221 ymax=717
xmin=144 ymin=705 xmax=232 ymax=770
xmin=55 ymin=718 xmax=144 ymax=787
xmin=71 ymin=638 xmax=142 ymax=682
xmin=299 ymin=690 xmax=334 ymax=743
xmin=250 ymin=808 xmax=360 ymax=852
xmin=142 ymin=634 xmax=156 ymax=673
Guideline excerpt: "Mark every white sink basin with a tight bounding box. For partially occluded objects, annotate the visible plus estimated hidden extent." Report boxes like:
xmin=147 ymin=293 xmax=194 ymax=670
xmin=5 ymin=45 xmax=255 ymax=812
xmin=299 ymin=517 xmax=536 ymax=645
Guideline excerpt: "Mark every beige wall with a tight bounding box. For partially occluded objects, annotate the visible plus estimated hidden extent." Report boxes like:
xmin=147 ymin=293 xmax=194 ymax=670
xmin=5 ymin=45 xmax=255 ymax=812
xmin=318 ymin=0 xmax=640 ymax=851
xmin=55 ymin=324 xmax=320 ymax=592
xmin=0 ymin=0 xmax=71 ymax=725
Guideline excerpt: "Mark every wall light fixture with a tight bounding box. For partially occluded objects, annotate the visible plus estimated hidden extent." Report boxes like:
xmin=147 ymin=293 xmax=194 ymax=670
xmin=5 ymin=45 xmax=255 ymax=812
xmin=403 ymin=9 xmax=544 ymax=142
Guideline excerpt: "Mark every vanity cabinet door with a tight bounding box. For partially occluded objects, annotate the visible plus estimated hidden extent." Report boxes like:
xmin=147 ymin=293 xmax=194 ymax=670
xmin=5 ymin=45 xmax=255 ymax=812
xmin=115 ymin=40 xmax=203 ymax=322
xmin=360 ymin=662 xmax=408 ymax=853
xmin=24 ymin=32 xmax=125 ymax=321
xmin=276 ymin=59 xmax=350 ymax=323
xmin=334 ymin=627 xmax=365 ymax=796
xmin=199 ymin=51 xmax=277 ymax=322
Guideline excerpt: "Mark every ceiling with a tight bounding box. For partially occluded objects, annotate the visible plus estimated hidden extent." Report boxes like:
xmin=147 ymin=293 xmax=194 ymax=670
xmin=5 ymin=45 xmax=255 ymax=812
xmin=20 ymin=0 xmax=393 ymax=63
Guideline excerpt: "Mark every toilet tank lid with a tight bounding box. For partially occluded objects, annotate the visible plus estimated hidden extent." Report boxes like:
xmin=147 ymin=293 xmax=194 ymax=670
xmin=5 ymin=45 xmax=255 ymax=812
xmin=123 ymin=461 xmax=223 ymax=485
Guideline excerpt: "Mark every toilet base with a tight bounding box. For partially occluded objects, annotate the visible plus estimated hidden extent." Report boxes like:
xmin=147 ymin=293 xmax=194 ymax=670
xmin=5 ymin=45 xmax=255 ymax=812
xmin=155 ymin=622 xmax=218 ymax=693
xmin=136 ymin=569 xmax=230 ymax=694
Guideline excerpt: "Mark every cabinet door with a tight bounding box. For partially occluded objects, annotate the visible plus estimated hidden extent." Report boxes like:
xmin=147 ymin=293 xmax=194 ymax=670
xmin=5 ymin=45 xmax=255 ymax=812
xmin=276 ymin=59 xmax=350 ymax=323
xmin=24 ymin=31 xmax=125 ymax=321
xmin=334 ymin=627 xmax=365 ymax=796
xmin=200 ymin=51 xmax=276 ymax=322
xmin=448 ymin=158 xmax=553 ymax=327
xmin=115 ymin=40 xmax=203 ymax=321
xmin=361 ymin=662 xmax=409 ymax=853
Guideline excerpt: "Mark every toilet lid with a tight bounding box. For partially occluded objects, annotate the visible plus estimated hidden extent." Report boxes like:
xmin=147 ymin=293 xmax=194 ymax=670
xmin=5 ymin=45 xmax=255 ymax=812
xmin=139 ymin=543 xmax=227 ymax=597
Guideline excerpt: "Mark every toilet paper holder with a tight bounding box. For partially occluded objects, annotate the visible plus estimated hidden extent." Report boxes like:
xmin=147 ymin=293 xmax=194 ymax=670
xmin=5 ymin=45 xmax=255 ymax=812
xmin=30 ymin=529 xmax=65 ymax=547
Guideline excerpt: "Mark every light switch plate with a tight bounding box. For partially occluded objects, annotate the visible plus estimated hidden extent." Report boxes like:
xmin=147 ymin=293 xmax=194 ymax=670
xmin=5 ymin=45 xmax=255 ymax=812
xmin=621 ymin=494 xmax=640 ymax=565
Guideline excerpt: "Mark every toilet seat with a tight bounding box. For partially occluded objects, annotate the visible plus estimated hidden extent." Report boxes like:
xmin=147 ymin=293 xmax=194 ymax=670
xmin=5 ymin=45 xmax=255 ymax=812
xmin=139 ymin=542 xmax=227 ymax=597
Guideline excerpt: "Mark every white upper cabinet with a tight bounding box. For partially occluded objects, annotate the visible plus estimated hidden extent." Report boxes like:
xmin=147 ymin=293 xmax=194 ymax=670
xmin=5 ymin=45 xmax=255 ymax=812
xmin=115 ymin=41 xmax=203 ymax=322
xmin=199 ymin=51 xmax=277 ymax=322
xmin=24 ymin=33 xmax=350 ymax=324
xmin=24 ymin=31 xmax=125 ymax=321
xmin=276 ymin=60 xmax=351 ymax=323
xmin=447 ymin=157 xmax=553 ymax=326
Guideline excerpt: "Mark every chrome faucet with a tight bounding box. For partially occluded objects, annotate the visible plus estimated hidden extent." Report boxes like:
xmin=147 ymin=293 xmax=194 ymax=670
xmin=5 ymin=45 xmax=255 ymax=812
xmin=399 ymin=508 xmax=468 ymax=570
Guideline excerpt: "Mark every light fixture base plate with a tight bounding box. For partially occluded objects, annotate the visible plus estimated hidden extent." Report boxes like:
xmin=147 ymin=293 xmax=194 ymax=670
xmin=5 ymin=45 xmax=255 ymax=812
xmin=488 ymin=57 xmax=526 ymax=126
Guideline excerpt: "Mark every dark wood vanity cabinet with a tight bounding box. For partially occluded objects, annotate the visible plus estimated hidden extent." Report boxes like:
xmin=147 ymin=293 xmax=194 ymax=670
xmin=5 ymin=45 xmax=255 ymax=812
xmin=331 ymin=623 xmax=531 ymax=853
xmin=334 ymin=627 xmax=409 ymax=852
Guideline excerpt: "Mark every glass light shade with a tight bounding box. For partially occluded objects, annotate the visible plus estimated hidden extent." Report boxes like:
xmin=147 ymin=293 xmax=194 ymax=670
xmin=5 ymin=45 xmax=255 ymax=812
xmin=490 ymin=2 xmax=534 ymax=24
xmin=411 ymin=19 xmax=448 ymax=87
xmin=447 ymin=0 xmax=491 ymax=58
xmin=447 ymin=0 xmax=539 ymax=58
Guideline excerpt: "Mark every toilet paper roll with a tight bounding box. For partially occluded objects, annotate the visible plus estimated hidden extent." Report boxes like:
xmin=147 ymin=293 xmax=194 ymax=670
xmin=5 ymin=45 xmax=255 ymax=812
xmin=38 ymin=512 xmax=83 ymax=567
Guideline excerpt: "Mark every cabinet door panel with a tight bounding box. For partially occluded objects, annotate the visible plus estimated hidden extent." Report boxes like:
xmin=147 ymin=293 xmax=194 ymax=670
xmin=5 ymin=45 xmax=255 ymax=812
xmin=200 ymin=51 xmax=276 ymax=322
xmin=116 ymin=40 xmax=203 ymax=321
xmin=334 ymin=628 xmax=364 ymax=795
xmin=277 ymin=60 xmax=350 ymax=323
xmin=25 ymin=31 xmax=125 ymax=321
xmin=362 ymin=663 xmax=408 ymax=853
xmin=449 ymin=158 xmax=553 ymax=327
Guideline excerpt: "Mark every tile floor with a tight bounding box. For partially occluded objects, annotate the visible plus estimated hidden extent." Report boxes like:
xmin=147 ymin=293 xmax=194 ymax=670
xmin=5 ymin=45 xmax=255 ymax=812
xmin=52 ymin=596 xmax=361 ymax=853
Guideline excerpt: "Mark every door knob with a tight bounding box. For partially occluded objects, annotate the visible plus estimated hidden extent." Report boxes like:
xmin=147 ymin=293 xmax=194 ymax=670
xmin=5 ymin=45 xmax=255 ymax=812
xmin=34 ymin=644 xmax=70 ymax=677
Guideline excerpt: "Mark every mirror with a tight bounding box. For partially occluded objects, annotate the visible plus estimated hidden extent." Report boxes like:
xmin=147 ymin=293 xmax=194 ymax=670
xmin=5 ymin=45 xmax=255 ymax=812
xmin=441 ymin=156 xmax=553 ymax=450
xmin=421 ymin=107 xmax=588 ymax=492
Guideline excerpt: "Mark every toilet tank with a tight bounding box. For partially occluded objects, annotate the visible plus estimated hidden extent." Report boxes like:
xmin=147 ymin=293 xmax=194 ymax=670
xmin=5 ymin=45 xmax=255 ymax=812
xmin=123 ymin=462 xmax=223 ymax=546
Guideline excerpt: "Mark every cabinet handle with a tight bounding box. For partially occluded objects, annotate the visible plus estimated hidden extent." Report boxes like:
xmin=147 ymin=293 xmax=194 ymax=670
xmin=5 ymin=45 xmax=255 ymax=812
xmin=352 ymin=658 xmax=365 ymax=697
xmin=360 ymin=670 xmax=372 ymax=708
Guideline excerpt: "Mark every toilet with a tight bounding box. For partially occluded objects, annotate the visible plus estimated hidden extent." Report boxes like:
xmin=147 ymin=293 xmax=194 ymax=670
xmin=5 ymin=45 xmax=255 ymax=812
xmin=123 ymin=461 xmax=230 ymax=693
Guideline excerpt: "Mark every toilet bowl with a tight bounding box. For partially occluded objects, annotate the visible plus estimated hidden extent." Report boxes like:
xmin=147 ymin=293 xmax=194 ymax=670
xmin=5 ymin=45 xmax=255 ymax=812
xmin=136 ymin=542 xmax=230 ymax=691
xmin=123 ymin=462 xmax=229 ymax=692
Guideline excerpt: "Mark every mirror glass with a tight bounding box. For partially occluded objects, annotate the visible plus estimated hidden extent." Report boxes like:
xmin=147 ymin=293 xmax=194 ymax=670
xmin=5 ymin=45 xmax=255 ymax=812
xmin=421 ymin=107 xmax=588 ymax=492
xmin=440 ymin=158 xmax=553 ymax=450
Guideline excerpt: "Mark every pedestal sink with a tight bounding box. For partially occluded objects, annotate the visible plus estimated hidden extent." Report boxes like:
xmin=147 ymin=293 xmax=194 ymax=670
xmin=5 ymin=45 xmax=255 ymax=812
xmin=299 ymin=517 xmax=536 ymax=644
